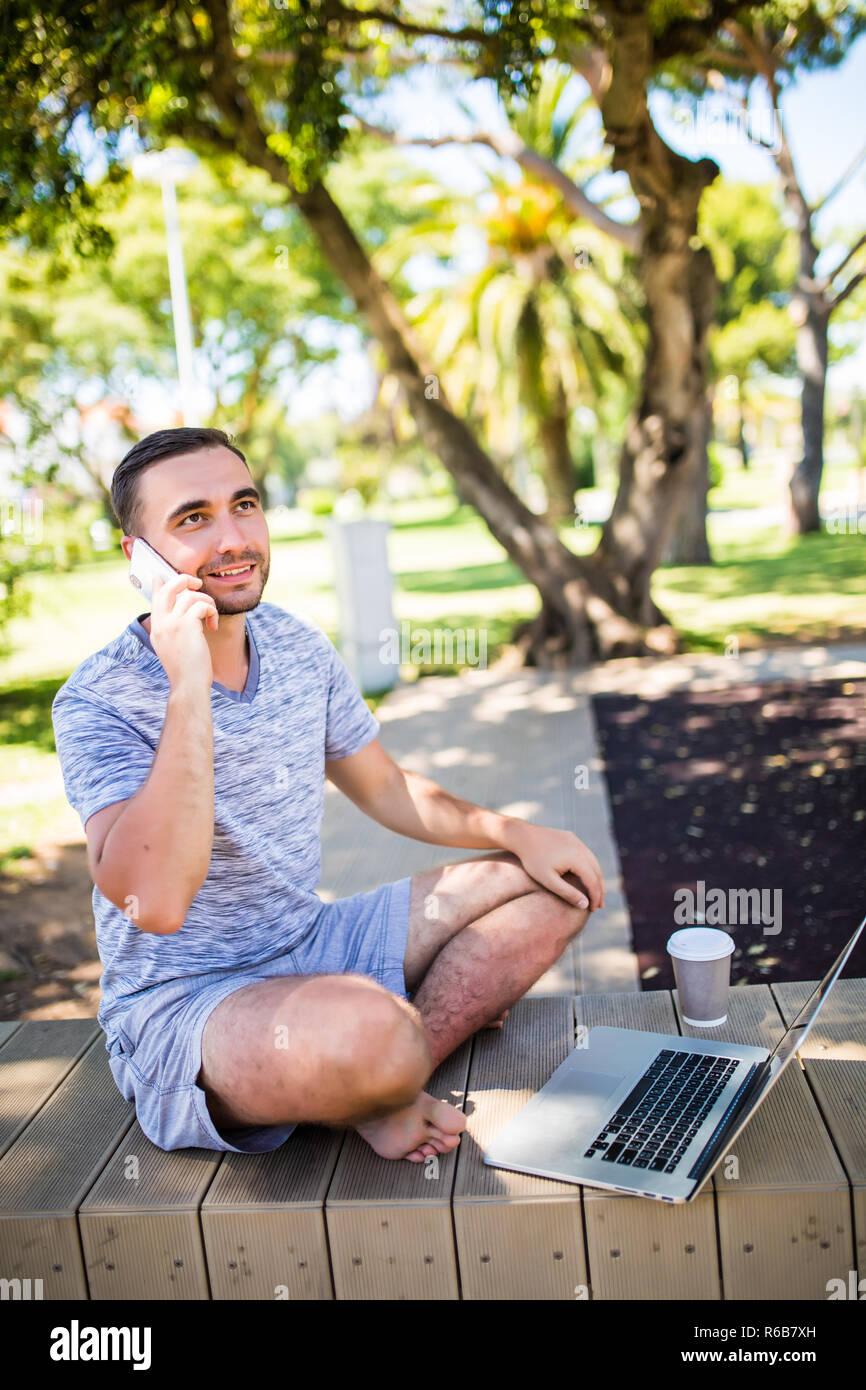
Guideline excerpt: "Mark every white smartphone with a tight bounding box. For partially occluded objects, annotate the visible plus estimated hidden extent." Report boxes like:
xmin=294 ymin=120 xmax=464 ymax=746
xmin=128 ymin=537 xmax=180 ymax=603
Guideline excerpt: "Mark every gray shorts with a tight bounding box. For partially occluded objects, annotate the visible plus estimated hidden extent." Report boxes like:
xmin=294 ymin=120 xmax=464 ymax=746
xmin=102 ymin=875 xmax=413 ymax=1154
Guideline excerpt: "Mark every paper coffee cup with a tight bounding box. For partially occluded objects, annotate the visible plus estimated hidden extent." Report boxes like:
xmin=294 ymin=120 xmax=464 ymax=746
xmin=667 ymin=927 xmax=734 ymax=1026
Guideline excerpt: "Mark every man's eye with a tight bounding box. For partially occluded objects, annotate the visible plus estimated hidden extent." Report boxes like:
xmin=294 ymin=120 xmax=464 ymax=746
xmin=181 ymin=512 xmax=203 ymax=525
xmin=238 ymin=499 xmax=256 ymax=511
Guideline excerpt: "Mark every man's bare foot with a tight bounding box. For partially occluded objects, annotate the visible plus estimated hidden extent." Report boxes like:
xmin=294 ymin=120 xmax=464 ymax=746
xmin=355 ymin=1091 xmax=467 ymax=1162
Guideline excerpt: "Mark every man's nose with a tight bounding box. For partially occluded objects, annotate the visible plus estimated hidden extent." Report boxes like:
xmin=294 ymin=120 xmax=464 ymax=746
xmin=212 ymin=511 xmax=249 ymax=553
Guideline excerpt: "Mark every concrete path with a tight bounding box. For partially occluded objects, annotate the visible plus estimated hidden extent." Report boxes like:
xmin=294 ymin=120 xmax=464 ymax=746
xmin=319 ymin=641 xmax=866 ymax=999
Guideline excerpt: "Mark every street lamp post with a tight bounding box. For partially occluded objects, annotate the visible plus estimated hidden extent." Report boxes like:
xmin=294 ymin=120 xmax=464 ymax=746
xmin=132 ymin=148 xmax=201 ymax=426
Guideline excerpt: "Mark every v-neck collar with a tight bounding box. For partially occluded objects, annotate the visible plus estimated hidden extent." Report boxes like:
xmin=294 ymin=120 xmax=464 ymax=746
xmin=130 ymin=614 xmax=260 ymax=705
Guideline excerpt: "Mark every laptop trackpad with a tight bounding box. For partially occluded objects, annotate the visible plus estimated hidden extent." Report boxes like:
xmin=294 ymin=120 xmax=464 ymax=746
xmin=574 ymin=1069 xmax=622 ymax=1097
xmin=487 ymin=1066 xmax=626 ymax=1165
xmin=538 ymin=1066 xmax=625 ymax=1129
xmin=553 ymin=1068 xmax=624 ymax=1109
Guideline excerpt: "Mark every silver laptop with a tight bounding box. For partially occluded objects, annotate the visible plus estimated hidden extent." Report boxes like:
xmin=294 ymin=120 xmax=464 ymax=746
xmin=483 ymin=915 xmax=865 ymax=1203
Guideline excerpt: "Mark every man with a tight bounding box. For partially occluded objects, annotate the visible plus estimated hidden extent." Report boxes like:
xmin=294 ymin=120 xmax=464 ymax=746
xmin=52 ymin=427 xmax=604 ymax=1163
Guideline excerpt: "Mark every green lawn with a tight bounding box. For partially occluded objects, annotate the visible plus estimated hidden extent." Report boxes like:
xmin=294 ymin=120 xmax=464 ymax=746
xmin=1 ymin=481 xmax=864 ymax=861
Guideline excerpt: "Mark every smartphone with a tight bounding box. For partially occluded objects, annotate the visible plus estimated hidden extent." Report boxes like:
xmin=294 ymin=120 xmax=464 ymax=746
xmin=128 ymin=537 xmax=181 ymax=603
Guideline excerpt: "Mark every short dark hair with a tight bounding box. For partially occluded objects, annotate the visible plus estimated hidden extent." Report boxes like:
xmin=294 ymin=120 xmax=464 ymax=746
xmin=111 ymin=427 xmax=248 ymax=536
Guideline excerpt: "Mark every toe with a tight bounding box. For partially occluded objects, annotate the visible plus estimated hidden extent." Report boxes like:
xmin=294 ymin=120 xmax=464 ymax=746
xmin=427 ymin=1129 xmax=461 ymax=1153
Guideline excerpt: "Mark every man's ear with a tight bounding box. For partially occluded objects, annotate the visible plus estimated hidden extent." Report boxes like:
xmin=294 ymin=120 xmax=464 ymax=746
xmin=120 ymin=535 xmax=135 ymax=562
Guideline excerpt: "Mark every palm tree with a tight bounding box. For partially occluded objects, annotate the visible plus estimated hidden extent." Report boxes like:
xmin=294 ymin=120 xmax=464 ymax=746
xmin=373 ymin=69 xmax=644 ymax=524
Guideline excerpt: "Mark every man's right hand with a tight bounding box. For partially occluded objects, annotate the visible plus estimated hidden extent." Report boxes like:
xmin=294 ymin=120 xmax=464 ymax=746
xmin=150 ymin=572 xmax=218 ymax=691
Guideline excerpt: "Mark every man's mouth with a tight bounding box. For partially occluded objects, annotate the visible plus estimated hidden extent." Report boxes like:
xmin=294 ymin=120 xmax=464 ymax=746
xmin=207 ymin=562 xmax=257 ymax=583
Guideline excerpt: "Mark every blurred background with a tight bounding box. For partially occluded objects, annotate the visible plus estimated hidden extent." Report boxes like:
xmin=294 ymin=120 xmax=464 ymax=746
xmin=1 ymin=2 xmax=864 ymax=1013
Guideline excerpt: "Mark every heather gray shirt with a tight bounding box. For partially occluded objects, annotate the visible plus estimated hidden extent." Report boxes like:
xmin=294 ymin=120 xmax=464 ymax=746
xmin=51 ymin=603 xmax=380 ymax=1030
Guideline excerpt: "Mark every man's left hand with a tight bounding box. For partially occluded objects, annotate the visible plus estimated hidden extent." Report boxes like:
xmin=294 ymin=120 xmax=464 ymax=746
xmin=504 ymin=823 xmax=605 ymax=912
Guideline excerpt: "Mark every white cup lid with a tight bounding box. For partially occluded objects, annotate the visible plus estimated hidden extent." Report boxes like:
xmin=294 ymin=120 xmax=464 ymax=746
xmin=667 ymin=927 xmax=735 ymax=961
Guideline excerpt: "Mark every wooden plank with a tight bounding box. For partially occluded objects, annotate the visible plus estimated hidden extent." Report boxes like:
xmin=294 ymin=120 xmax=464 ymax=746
xmin=0 ymin=1021 xmax=22 ymax=1047
xmin=675 ymin=983 xmax=851 ymax=1301
xmin=574 ymin=880 xmax=638 ymax=996
xmin=201 ymin=1126 xmax=343 ymax=1301
xmin=453 ymin=996 xmax=586 ymax=1300
xmin=78 ymin=1125 xmax=223 ymax=1300
xmin=772 ymin=979 xmax=866 ymax=1283
xmin=572 ymin=699 xmax=637 ymax=994
xmin=0 ymin=1033 xmax=136 ymax=1300
xmin=325 ymin=1044 xmax=471 ymax=1300
xmin=576 ymin=990 xmax=720 ymax=1301
xmin=0 ymin=1019 xmax=99 ymax=1161
xmin=771 ymin=977 xmax=866 ymax=1057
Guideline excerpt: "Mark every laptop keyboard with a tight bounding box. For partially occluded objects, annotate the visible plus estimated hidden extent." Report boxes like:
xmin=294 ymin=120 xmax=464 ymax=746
xmin=583 ymin=1049 xmax=739 ymax=1175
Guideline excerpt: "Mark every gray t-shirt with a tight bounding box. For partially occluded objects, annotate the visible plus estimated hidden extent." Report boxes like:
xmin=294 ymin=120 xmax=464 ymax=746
xmin=51 ymin=602 xmax=379 ymax=1031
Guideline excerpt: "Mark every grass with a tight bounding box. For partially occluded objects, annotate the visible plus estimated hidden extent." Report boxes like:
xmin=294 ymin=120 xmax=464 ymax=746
xmin=1 ymin=466 xmax=864 ymax=857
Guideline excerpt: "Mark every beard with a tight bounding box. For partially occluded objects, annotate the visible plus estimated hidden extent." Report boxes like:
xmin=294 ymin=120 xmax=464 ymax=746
xmin=201 ymin=552 xmax=270 ymax=614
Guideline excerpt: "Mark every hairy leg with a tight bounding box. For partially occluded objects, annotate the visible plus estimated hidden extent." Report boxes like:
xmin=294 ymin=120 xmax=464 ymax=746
xmin=197 ymin=973 xmax=430 ymax=1130
xmin=404 ymin=850 xmax=541 ymax=992
xmin=410 ymin=887 xmax=589 ymax=1073
xmin=195 ymin=972 xmax=467 ymax=1163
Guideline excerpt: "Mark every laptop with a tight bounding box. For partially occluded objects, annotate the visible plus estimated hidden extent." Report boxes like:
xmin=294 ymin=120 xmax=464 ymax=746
xmin=482 ymin=914 xmax=865 ymax=1203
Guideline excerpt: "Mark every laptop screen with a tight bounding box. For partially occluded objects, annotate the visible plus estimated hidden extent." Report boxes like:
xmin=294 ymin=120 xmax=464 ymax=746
xmin=764 ymin=914 xmax=866 ymax=1075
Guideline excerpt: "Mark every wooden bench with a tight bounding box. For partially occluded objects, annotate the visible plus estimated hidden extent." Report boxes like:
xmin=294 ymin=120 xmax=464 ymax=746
xmin=1 ymin=978 xmax=863 ymax=1300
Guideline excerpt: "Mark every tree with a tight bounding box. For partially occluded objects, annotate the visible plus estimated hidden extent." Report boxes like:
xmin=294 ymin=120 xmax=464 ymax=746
xmin=0 ymin=153 xmax=410 ymax=508
xmin=699 ymin=179 xmax=797 ymax=467
xmin=666 ymin=3 xmax=866 ymax=532
xmin=4 ymin=2 xmax=860 ymax=660
xmin=363 ymin=67 xmax=644 ymax=524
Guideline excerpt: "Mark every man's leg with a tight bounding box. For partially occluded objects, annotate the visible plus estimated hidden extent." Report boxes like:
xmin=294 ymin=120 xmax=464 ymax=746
xmin=403 ymin=850 xmax=541 ymax=993
xmin=197 ymin=857 xmax=588 ymax=1165
xmin=196 ymin=972 xmax=466 ymax=1160
xmin=407 ymin=885 xmax=589 ymax=1073
xmin=353 ymin=877 xmax=589 ymax=1162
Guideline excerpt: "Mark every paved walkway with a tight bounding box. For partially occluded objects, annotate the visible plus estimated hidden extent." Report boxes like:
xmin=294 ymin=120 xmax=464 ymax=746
xmin=319 ymin=642 xmax=866 ymax=998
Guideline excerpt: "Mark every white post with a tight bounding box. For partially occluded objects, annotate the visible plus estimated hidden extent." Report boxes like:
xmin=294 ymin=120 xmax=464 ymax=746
xmin=160 ymin=178 xmax=199 ymax=426
xmin=132 ymin=149 xmax=201 ymax=425
xmin=330 ymin=518 xmax=397 ymax=695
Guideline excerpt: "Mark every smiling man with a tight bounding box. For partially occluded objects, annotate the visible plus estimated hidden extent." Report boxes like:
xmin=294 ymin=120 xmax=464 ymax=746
xmin=51 ymin=426 xmax=604 ymax=1162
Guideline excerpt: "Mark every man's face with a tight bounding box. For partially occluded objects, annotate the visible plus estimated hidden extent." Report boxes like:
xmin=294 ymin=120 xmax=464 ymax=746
xmin=122 ymin=446 xmax=271 ymax=615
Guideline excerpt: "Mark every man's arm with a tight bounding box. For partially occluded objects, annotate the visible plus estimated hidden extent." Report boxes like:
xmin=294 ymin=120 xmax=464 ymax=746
xmin=88 ymin=572 xmax=218 ymax=934
xmin=86 ymin=682 xmax=215 ymax=934
xmin=325 ymin=738 xmax=605 ymax=910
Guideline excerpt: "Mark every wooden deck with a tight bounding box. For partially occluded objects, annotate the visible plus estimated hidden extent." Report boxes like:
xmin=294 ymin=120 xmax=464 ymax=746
xmin=1 ymin=978 xmax=863 ymax=1301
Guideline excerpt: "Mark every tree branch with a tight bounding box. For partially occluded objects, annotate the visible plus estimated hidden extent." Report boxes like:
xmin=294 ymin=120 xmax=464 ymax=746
xmin=724 ymin=19 xmax=809 ymax=218
xmin=828 ymin=266 xmax=866 ymax=312
xmin=692 ymin=45 xmax=753 ymax=73
xmin=821 ymin=230 xmax=866 ymax=292
xmin=318 ymin=2 xmax=499 ymax=47
xmin=352 ymin=118 xmax=641 ymax=252
xmin=814 ymin=140 xmax=866 ymax=214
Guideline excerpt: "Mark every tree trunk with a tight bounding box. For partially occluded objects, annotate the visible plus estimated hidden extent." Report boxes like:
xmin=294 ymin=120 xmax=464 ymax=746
xmin=241 ymin=171 xmax=665 ymax=662
xmin=539 ymin=382 xmax=577 ymax=524
xmin=788 ymin=299 xmax=828 ymax=533
xmin=761 ymin=54 xmax=828 ymax=536
xmin=589 ymin=8 xmax=719 ymax=617
xmin=664 ymin=418 xmax=712 ymax=564
xmin=737 ymin=378 xmax=750 ymax=468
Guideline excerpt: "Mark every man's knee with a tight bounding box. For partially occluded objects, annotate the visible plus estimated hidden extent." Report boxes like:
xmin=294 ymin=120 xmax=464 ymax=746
xmin=526 ymin=888 xmax=591 ymax=949
xmin=324 ymin=978 xmax=432 ymax=1109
